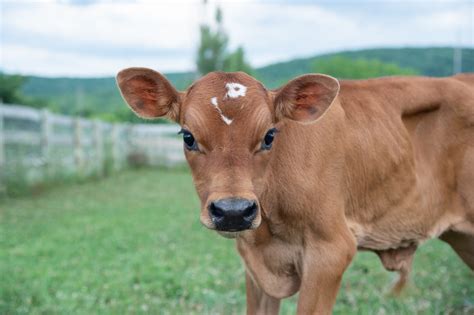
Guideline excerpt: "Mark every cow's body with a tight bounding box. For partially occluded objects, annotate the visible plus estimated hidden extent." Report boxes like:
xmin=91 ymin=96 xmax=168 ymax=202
xmin=117 ymin=69 xmax=474 ymax=314
xmin=238 ymin=74 xmax=474 ymax=306
xmin=342 ymin=74 xmax=474 ymax=250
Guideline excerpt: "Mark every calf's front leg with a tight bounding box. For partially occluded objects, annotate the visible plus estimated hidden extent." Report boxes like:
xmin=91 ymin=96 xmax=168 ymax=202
xmin=297 ymin=236 xmax=356 ymax=315
xmin=246 ymin=272 xmax=281 ymax=315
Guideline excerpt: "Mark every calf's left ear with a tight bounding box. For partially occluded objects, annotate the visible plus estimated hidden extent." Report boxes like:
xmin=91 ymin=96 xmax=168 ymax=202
xmin=272 ymin=74 xmax=340 ymax=123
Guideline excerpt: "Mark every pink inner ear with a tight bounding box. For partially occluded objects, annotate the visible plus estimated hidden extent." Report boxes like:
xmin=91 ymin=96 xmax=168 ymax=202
xmin=292 ymin=84 xmax=326 ymax=121
xmin=128 ymin=76 xmax=158 ymax=104
xmin=274 ymin=74 xmax=339 ymax=123
xmin=124 ymin=75 xmax=168 ymax=117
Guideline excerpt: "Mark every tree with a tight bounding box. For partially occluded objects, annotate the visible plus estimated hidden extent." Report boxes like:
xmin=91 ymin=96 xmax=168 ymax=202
xmin=0 ymin=73 xmax=51 ymax=108
xmin=312 ymin=56 xmax=418 ymax=79
xmin=0 ymin=73 xmax=26 ymax=103
xmin=223 ymin=46 xmax=253 ymax=74
xmin=196 ymin=7 xmax=253 ymax=75
xmin=196 ymin=26 xmax=228 ymax=74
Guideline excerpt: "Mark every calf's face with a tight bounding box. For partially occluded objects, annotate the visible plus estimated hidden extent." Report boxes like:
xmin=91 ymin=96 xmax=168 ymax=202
xmin=117 ymin=69 xmax=339 ymax=237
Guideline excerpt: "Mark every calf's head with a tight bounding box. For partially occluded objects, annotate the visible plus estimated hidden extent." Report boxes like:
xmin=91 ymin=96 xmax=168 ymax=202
xmin=117 ymin=68 xmax=339 ymax=237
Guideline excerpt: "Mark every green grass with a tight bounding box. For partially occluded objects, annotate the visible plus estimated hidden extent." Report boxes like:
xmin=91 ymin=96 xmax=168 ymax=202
xmin=1 ymin=169 xmax=473 ymax=314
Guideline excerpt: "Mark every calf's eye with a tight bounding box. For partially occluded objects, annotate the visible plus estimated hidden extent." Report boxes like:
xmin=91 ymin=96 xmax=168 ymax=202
xmin=261 ymin=128 xmax=278 ymax=150
xmin=178 ymin=129 xmax=199 ymax=151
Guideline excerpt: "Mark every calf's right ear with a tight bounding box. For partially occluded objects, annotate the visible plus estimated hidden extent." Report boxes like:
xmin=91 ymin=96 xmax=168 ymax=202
xmin=116 ymin=67 xmax=181 ymax=122
xmin=272 ymin=74 xmax=340 ymax=123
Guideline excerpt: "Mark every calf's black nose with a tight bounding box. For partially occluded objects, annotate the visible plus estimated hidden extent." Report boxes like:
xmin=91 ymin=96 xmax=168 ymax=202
xmin=209 ymin=198 xmax=257 ymax=231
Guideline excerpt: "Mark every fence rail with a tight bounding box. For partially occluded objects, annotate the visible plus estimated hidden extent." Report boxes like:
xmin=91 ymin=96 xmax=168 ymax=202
xmin=0 ymin=103 xmax=185 ymax=194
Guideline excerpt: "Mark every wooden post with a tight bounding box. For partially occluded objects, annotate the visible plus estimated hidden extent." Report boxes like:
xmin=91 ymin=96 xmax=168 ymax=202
xmin=111 ymin=123 xmax=120 ymax=171
xmin=0 ymin=102 xmax=6 ymax=195
xmin=93 ymin=120 xmax=104 ymax=176
xmin=40 ymin=109 xmax=51 ymax=178
xmin=74 ymin=118 xmax=84 ymax=177
xmin=125 ymin=123 xmax=134 ymax=167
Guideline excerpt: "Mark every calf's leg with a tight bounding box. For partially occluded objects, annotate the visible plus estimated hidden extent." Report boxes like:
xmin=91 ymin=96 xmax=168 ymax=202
xmin=439 ymin=230 xmax=474 ymax=270
xmin=296 ymin=236 xmax=356 ymax=315
xmin=246 ymin=272 xmax=281 ymax=315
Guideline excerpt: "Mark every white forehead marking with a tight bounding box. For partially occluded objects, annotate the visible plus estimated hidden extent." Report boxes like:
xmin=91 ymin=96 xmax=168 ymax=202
xmin=210 ymin=97 xmax=233 ymax=125
xmin=225 ymin=82 xmax=247 ymax=98
xmin=220 ymin=114 xmax=233 ymax=125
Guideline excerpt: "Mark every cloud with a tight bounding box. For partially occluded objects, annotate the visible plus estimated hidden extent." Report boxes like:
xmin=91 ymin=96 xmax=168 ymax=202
xmin=2 ymin=44 xmax=193 ymax=77
xmin=219 ymin=1 xmax=473 ymax=65
xmin=1 ymin=1 xmax=202 ymax=75
xmin=1 ymin=0 xmax=473 ymax=76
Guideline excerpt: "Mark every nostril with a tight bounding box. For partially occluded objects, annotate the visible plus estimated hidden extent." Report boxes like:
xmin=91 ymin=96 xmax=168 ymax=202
xmin=209 ymin=202 xmax=225 ymax=219
xmin=242 ymin=202 xmax=257 ymax=221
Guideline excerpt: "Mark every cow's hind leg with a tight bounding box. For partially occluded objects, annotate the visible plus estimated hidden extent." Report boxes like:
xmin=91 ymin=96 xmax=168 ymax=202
xmin=439 ymin=230 xmax=474 ymax=270
xmin=448 ymin=144 xmax=474 ymax=269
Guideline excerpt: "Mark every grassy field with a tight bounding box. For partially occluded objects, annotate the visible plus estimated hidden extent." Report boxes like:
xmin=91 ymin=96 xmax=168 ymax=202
xmin=1 ymin=168 xmax=473 ymax=314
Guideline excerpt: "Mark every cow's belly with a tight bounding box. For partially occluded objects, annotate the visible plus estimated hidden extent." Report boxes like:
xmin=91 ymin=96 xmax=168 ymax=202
xmin=346 ymin=147 xmax=470 ymax=251
xmin=347 ymin=203 xmax=466 ymax=251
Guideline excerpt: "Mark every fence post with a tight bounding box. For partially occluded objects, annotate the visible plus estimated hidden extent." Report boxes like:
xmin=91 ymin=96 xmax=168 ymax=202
xmin=40 ymin=109 xmax=51 ymax=178
xmin=93 ymin=120 xmax=104 ymax=176
xmin=125 ymin=123 xmax=134 ymax=167
xmin=0 ymin=103 xmax=6 ymax=195
xmin=111 ymin=123 xmax=120 ymax=171
xmin=74 ymin=118 xmax=84 ymax=177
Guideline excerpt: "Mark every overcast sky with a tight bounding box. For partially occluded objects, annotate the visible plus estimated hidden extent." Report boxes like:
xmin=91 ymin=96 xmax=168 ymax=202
xmin=1 ymin=0 xmax=473 ymax=77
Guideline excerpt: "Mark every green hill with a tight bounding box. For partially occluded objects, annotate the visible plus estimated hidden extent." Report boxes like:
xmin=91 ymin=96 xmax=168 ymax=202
xmin=19 ymin=72 xmax=196 ymax=121
xmin=12 ymin=47 xmax=474 ymax=120
xmin=256 ymin=47 xmax=474 ymax=88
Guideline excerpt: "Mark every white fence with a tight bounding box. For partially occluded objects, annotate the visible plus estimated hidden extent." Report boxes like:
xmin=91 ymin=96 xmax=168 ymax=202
xmin=0 ymin=103 xmax=185 ymax=194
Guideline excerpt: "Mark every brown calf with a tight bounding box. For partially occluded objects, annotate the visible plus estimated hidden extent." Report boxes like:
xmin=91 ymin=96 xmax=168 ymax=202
xmin=117 ymin=68 xmax=474 ymax=314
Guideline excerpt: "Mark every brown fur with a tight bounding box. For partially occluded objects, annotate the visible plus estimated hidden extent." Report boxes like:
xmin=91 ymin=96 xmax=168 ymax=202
xmin=117 ymin=69 xmax=474 ymax=314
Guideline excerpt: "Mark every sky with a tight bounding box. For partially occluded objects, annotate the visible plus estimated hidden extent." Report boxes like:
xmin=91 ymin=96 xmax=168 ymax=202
xmin=1 ymin=0 xmax=473 ymax=77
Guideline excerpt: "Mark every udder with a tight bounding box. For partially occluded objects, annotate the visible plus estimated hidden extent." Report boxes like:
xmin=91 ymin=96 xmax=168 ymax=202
xmin=374 ymin=244 xmax=417 ymax=294
xmin=347 ymin=218 xmax=423 ymax=294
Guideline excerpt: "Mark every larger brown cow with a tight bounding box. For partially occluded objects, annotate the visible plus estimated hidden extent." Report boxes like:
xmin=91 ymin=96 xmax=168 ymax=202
xmin=117 ymin=68 xmax=474 ymax=314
